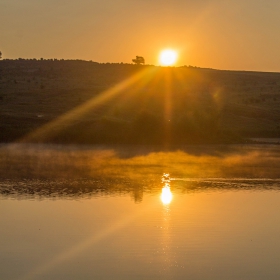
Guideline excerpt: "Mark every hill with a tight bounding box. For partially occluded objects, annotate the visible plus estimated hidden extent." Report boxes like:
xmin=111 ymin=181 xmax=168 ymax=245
xmin=1 ymin=59 xmax=280 ymax=145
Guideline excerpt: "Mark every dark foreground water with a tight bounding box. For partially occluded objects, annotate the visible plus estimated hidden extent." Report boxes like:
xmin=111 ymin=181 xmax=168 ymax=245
xmin=1 ymin=144 xmax=280 ymax=280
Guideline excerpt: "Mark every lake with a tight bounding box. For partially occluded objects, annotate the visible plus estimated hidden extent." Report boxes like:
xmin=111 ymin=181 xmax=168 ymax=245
xmin=1 ymin=144 xmax=280 ymax=280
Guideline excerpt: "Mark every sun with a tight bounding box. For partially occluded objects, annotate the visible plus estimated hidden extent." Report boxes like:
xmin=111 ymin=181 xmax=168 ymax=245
xmin=159 ymin=49 xmax=178 ymax=66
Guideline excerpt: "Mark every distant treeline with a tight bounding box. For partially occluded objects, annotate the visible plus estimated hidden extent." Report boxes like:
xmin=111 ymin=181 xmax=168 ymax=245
xmin=1 ymin=57 xmax=206 ymax=69
xmin=1 ymin=58 xmax=143 ymax=65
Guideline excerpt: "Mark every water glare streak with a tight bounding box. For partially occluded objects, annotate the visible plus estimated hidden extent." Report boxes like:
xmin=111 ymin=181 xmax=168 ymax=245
xmin=161 ymin=173 xmax=173 ymax=205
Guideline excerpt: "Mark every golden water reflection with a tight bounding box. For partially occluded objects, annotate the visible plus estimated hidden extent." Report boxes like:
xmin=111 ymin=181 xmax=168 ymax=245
xmin=161 ymin=185 xmax=173 ymax=204
xmin=161 ymin=173 xmax=173 ymax=205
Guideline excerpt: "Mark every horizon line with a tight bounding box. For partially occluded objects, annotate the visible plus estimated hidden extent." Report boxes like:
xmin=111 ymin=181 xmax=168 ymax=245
xmin=1 ymin=58 xmax=280 ymax=74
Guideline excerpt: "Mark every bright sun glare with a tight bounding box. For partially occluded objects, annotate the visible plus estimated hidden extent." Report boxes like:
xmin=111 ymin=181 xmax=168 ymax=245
xmin=161 ymin=185 xmax=173 ymax=204
xmin=159 ymin=49 xmax=178 ymax=66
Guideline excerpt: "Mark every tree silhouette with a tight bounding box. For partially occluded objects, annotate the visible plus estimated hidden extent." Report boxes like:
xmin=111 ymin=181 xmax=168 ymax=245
xmin=0 ymin=51 xmax=2 ymax=59
xmin=132 ymin=56 xmax=145 ymax=65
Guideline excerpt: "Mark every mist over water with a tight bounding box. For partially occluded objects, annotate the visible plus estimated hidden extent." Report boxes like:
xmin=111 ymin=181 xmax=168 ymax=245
xmin=1 ymin=143 xmax=280 ymax=201
xmin=2 ymin=143 xmax=280 ymax=178
xmin=2 ymin=143 xmax=279 ymax=203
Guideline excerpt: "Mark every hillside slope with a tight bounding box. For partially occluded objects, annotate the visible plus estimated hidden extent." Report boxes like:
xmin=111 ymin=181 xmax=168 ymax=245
xmin=1 ymin=60 xmax=280 ymax=144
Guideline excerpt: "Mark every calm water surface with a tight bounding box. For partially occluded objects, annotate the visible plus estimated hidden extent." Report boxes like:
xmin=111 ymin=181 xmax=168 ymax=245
xmin=1 ymin=144 xmax=280 ymax=280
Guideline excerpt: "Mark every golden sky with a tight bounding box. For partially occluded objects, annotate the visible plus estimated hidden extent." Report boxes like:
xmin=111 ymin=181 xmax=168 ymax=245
xmin=1 ymin=0 xmax=280 ymax=71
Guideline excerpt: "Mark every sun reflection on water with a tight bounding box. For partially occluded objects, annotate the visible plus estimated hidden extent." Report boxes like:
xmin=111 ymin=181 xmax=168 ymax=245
xmin=161 ymin=185 xmax=173 ymax=204
xmin=161 ymin=173 xmax=173 ymax=205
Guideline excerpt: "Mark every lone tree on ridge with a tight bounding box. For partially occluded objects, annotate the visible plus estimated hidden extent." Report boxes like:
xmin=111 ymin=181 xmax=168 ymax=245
xmin=132 ymin=56 xmax=145 ymax=65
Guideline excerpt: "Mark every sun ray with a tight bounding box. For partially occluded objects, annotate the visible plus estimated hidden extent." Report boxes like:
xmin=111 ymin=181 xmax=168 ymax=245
xmin=19 ymin=67 xmax=157 ymax=143
xmin=18 ymin=198 xmax=160 ymax=280
xmin=163 ymin=68 xmax=174 ymax=146
xmin=105 ymin=67 xmax=159 ymax=118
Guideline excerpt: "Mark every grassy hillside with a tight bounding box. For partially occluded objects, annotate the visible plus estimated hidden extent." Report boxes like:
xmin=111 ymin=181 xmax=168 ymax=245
xmin=1 ymin=59 xmax=280 ymax=144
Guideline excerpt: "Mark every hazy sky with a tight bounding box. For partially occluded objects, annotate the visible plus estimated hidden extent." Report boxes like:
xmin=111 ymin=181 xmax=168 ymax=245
xmin=1 ymin=0 xmax=280 ymax=71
